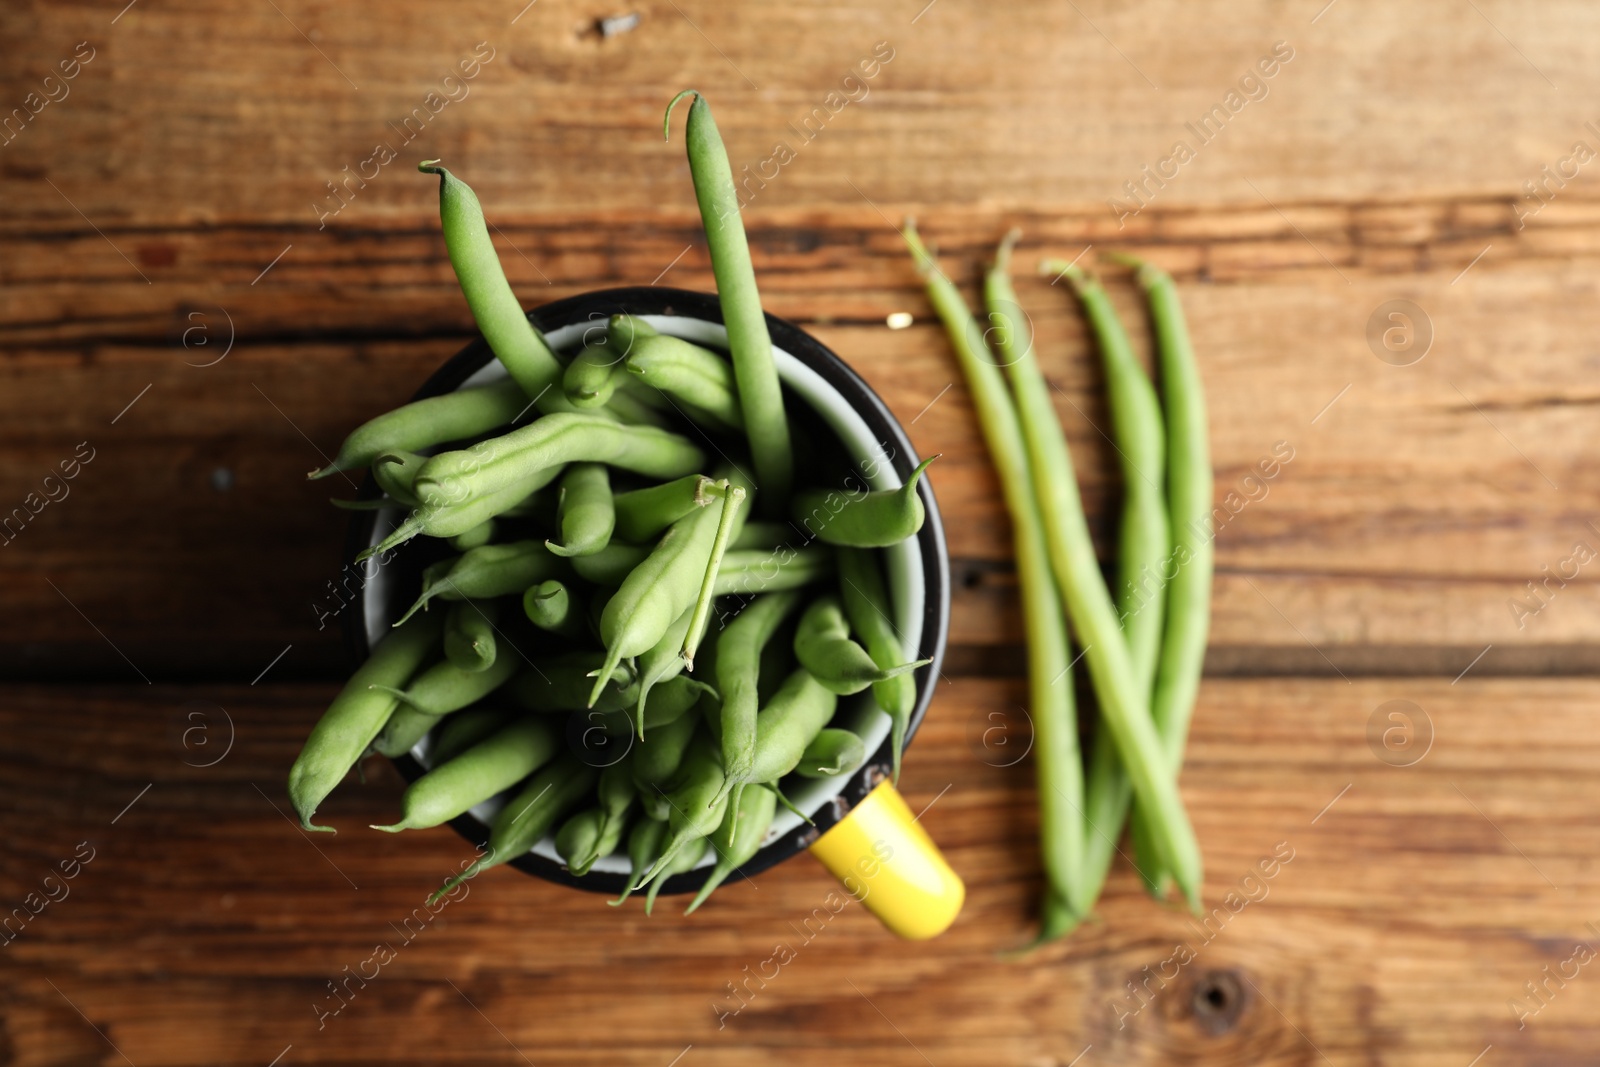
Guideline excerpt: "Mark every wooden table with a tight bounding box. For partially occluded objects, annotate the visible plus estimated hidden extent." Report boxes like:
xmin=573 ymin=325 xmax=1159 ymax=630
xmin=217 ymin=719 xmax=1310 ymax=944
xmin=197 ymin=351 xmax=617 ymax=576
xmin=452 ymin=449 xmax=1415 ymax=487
xmin=4 ymin=2 xmax=1597 ymax=1063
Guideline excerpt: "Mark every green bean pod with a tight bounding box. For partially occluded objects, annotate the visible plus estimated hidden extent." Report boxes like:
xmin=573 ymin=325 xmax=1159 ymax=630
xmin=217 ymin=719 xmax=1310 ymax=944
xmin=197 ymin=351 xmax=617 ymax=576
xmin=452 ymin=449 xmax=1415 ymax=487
xmin=511 ymin=654 xmax=637 ymax=714
xmin=370 ymin=653 xmax=518 ymax=717
xmin=433 ymin=755 xmax=598 ymax=900
xmin=522 ymin=579 xmax=587 ymax=640
xmin=613 ymin=474 xmax=720 ymax=543
xmin=563 ymin=342 xmax=629 ymax=410
xmin=743 ymin=669 xmax=838 ymax=786
xmin=569 ymin=541 xmax=651 ymax=586
xmin=427 ymin=706 xmax=513 ymax=766
xmin=373 ymin=705 xmax=447 ymax=759
xmin=287 ymin=612 xmax=443 ymax=831
xmin=730 ymin=521 xmax=794 ymax=552
xmin=712 ymin=546 xmax=834 ymax=597
xmin=664 ymin=90 xmax=793 ymax=506
xmin=590 ymin=480 xmax=747 ymax=707
xmin=640 ymin=734 xmax=728 ymax=891
xmin=610 ymin=815 xmax=668 ymax=906
xmin=592 ymin=675 xmax=713 ymax=737
xmin=1107 ymin=253 xmax=1213 ymax=899
xmin=836 ymin=547 xmax=916 ymax=783
xmin=794 ymin=728 xmax=867 ymax=779
xmin=683 ymin=781 xmax=776 ymax=915
xmin=630 ymin=711 xmax=700 ymax=803
xmin=420 ymin=162 xmax=581 ymax=414
xmin=310 ymin=379 xmax=528 ymax=480
xmin=793 ymin=594 xmax=928 ymax=695
xmin=396 ymin=540 xmax=567 ymax=625
xmin=562 ymin=755 xmax=638 ymax=876
xmin=372 ymin=718 xmax=559 ymax=832
xmin=372 ymin=450 xmax=427 ymax=507
xmin=443 ymin=600 xmax=498 ymax=673
xmin=607 ymin=312 xmax=660 ymax=358
xmin=645 ymin=835 xmax=710 ymax=916
xmin=625 ymin=334 xmax=742 ymax=430
xmin=791 ymin=456 xmax=936 ymax=548
xmin=546 ymin=463 xmax=615 ymax=558
xmin=413 ymin=414 xmax=706 ymax=511
xmin=712 ymin=590 xmax=805 ymax=814
xmin=632 ymin=606 xmax=697 ymax=736
xmin=360 ymin=468 xmax=563 ymax=561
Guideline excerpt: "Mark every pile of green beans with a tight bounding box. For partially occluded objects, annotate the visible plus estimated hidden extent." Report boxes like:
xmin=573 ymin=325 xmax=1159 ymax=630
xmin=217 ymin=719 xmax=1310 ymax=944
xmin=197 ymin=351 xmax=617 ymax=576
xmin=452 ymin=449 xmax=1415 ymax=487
xmin=905 ymin=225 xmax=1211 ymax=946
xmin=286 ymin=91 xmax=935 ymax=917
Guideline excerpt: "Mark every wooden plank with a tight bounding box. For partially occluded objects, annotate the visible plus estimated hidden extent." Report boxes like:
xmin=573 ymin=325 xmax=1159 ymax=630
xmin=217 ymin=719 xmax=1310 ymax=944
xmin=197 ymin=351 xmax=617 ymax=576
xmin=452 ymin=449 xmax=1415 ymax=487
xmin=0 ymin=677 xmax=1593 ymax=1065
xmin=3 ymin=201 xmax=1599 ymax=675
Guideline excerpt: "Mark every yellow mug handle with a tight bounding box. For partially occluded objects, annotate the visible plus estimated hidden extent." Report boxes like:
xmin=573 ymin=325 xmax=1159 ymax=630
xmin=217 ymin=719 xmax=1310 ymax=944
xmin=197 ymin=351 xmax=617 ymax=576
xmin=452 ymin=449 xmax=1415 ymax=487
xmin=808 ymin=781 xmax=964 ymax=940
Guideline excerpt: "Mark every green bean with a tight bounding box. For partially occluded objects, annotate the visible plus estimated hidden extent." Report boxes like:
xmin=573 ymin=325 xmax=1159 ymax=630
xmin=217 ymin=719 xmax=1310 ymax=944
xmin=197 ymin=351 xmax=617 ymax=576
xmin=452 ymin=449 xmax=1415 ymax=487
xmin=712 ymin=590 xmax=805 ymax=818
xmin=373 ymin=704 xmax=446 ymax=758
xmin=556 ymin=755 xmax=634 ymax=876
xmin=794 ymin=727 xmax=867 ymax=779
xmin=609 ymin=814 xmax=667 ymax=906
xmin=427 ymin=706 xmax=513 ymax=766
xmin=712 ymin=546 xmax=834 ymax=597
xmin=396 ymin=540 xmax=567 ymax=625
xmin=592 ymin=675 xmax=713 ymax=737
xmin=511 ymin=654 xmax=637 ymax=714
xmin=413 ymin=414 xmax=706 ymax=511
xmin=625 ymin=334 xmax=742 ymax=430
xmin=522 ymin=579 xmax=587 ymax=640
xmin=563 ymin=342 xmax=628 ymax=410
xmin=683 ymin=781 xmax=776 ymax=915
xmin=369 ymin=653 xmax=518 ymax=717
xmin=433 ymin=755 xmax=598 ymax=900
xmin=360 ymin=467 xmax=563 ymax=561
xmin=645 ymin=835 xmax=709 ymax=916
xmin=448 ymin=518 xmax=498 ymax=551
xmin=309 ymin=379 xmax=528 ymax=480
xmin=631 ymin=711 xmax=700 ymax=816
xmin=372 ymin=451 xmax=427 ymax=508
xmin=793 ymin=594 xmax=928 ymax=696
xmin=288 ymin=612 xmax=443 ymax=831
xmin=791 ymin=456 xmax=936 ymax=548
xmin=607 ymin=312 xmax=659 ymax=358
xmin=1105 ymin=252 xmax=1213 ymax=899
xmin=908 ymin=225 xmax=1092 ymax=924
xmin=664 ymin=91 xmax=792 ymax=505
xmin=420 ymin=162 xmax=583 ymax=414
xmin=639 ymin=734 xmax=728 ymax=891
xmin=569 ymin=541 xmax=650 ymax=586
xmin=964 ymin=229 xmax=1198 ymax=909
xmin=743 ymin=668 xmax=837 ymax=786
xmin=612 ymin=474 xmax=720 ymax=544
xmin=544 ymin=463 xmax=615 ymax=558
xmin=681 ymin=483 xmax=746 ymax=669
xmin=1037 ymin=253 xmax=1179 ymax=907
xmin=372 ymin=718 xmax=559 ymax=833
xmin=590 ymin=476 xmax=747 ymax=707
xmin=836 ymin=547 xmax=916 ymax=783
xmin=632 ymin=606 xmax=697 ymax=736
xmin=730 ymin=521 xmax=794 ymax=552
xmin=443 ymin=600 xmax=499 ymax=674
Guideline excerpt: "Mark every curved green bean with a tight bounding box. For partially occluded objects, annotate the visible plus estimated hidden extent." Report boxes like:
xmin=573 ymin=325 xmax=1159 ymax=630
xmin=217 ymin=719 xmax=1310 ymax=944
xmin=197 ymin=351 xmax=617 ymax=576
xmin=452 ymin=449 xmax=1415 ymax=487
xmin=522 ymin=579 xmax=587 ymax=640
xmin=644 ymin=834 xmax=709 ymax=916
xmin=836 ymin=547 xmax=915 ymax=783
xmin=372 ymin=450 xmax=427 ymax=507
xmin=794 ymin=727 xmax=866 ymax=779
xmin=625 ymin=334 xmax=742 ymax=430
xmin=369 ymin=653 xmax=518 ymax=717
xmin=711 ymin=590 xmax=804 ymax=819
xmin=569 ymin=541 xmax=650 ymax=586
xmin=427 ymin=706 xmax=512 ymax=766
xmin=791 ymin=456 xmax=936 ymax=548
xmin=546 ymin=462 xmax=615 ymax=558
xmin=563 ymin=342 xmax=628 ymax=410
xmin=683 ymin=781 xmax=776 ymax=915
xmin=613 ymin=474 xmax=720 ymax=544
xmin=309 ymin=379 xmax=527 ymax=480
xmin=443 ymin=600 xmax=498 ymax=674
xmin=360 ymin=466 xmax=563 ymax=561
xmin=631 ymin=709 xmax=700 ymax=800
xmin=288 ymin=612 xmax=443 ymax=831
xmin=639 ymin=734 xmax=727 ymax=892
xmin=372 ymin=718 xmax=558 ymax=832
xmin=743 ymin=668 xmax=837 ymax=786
xmin=396 ymin=539 xmax=566 ymax=625
xmin=607 ymin=312 xmax=659 ymax=358
xmin=413 ymin=413 xmax=706 ymax=510
xmin=793 ymin=594 xmax=928 ymax=695
xmin=664 ymin=91 xmax=792 ymax=505
xmin=610 ymin=815 xmax=667 ymax=906
xmin=448 ymin=517 xmax=498 ymax=551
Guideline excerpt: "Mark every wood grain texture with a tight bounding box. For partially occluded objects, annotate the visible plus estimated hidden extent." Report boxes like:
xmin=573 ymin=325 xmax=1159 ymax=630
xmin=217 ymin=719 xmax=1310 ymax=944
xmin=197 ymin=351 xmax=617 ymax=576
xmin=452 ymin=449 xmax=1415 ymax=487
xmin=0 ymin=678 xmax=1593 ymax=1067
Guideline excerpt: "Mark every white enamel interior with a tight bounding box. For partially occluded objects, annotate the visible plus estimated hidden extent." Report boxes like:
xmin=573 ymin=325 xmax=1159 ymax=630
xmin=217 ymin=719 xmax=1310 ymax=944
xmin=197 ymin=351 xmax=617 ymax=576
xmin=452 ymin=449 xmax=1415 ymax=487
xmin=362 ymin=314 xmax=926 ymax=875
